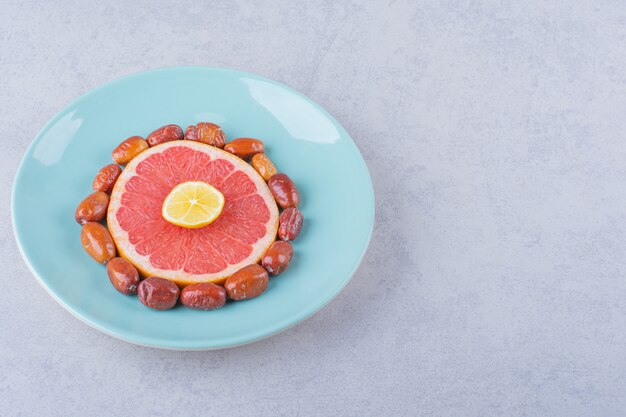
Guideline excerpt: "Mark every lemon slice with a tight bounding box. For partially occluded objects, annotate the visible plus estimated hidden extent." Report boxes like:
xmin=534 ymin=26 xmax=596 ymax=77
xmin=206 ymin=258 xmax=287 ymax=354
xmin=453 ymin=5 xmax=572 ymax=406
xmin=162 ymin=181 xmax=225 ymax=228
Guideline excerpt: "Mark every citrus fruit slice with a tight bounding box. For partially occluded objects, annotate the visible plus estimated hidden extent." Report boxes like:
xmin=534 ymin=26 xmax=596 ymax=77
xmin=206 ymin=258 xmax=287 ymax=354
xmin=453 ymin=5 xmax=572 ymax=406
xmin=162 ymin=181 xmax=225 ymax=229
xmin=107 ymin=141 xmax=279 ymax=285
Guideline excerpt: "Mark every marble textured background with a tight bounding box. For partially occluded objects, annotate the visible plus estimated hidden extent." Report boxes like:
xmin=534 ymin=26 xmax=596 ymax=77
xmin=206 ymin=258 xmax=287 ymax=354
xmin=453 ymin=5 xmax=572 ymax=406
xmin=2 ymin=1 xmax=626 ymax=415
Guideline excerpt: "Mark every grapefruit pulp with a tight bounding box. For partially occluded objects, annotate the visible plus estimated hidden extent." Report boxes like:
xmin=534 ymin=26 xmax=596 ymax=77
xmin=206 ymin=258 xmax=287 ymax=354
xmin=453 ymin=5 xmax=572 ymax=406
xmin=107 ymin=141 xmax=279 ymax=285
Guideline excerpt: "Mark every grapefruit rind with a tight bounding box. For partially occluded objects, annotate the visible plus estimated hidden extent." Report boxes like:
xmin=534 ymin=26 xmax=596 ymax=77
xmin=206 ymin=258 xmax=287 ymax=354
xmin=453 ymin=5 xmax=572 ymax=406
xmin=107 ymin=141 xmax=279 ymax=286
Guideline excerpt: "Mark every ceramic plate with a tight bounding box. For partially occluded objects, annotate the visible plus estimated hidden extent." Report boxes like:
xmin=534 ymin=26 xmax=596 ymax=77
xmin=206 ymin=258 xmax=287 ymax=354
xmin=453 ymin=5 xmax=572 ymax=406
xmin=12 ymin=67 xmax=374 ymax=349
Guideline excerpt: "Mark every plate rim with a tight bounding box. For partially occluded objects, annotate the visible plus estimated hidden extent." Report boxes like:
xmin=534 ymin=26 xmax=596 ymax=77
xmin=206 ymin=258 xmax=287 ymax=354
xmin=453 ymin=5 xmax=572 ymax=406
xmin=11 ymin=66 xmax=375 ymax=350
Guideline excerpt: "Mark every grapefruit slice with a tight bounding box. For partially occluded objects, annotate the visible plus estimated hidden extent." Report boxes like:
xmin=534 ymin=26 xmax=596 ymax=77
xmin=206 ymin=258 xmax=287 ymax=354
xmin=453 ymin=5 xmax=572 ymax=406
xmin=107 ymin=140 xmax=279 ymax=285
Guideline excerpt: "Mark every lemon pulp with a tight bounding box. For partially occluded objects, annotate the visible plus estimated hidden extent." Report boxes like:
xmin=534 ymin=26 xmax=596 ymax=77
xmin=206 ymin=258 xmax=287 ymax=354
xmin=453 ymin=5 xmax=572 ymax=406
xmin=162 ymin=181 xmax=225 ymax=228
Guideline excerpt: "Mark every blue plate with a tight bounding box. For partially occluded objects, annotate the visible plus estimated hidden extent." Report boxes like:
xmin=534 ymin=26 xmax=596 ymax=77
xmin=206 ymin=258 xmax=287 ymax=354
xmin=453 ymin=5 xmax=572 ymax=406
xmin=11 ymin=67 xmax=374 ymax=349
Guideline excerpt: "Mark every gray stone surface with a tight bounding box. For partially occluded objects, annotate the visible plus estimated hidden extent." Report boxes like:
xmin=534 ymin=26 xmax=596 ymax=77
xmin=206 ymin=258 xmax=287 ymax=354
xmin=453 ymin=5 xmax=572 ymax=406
xmin=2 ymin=0 xmax=626 ymax=415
